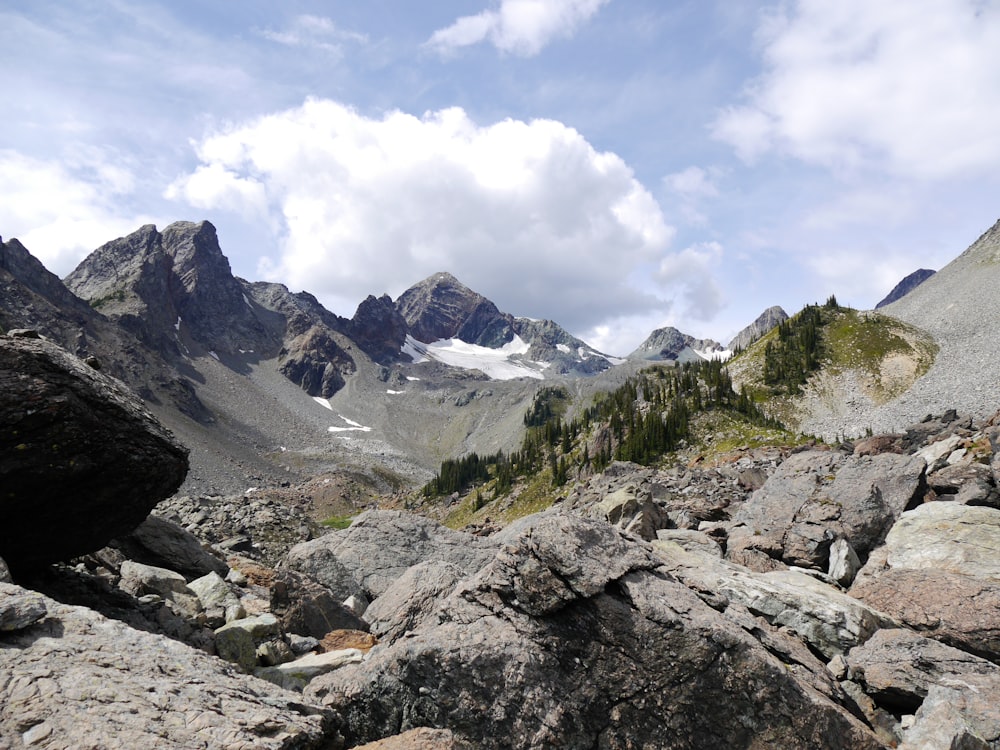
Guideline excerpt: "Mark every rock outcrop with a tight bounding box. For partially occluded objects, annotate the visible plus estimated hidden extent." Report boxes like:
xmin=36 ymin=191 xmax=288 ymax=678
xmin=305 ymin=515 xmax=882 ymax=749
xmin=728 ymin=305 xmax=789 ymax=351
xmin=629 ymin=325 xmax=726 ymax=362
xmin=0 ymin=336 xmax=188 ymax=570
xmin=0 ymin=581 xmax=337 ymax=749
xmin=874 ymin=268 xmax=935 ymax=309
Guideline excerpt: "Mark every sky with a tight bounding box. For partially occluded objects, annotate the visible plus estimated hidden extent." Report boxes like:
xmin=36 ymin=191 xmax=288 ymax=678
xmin=2 ymin=0 xmax=999 ymax=356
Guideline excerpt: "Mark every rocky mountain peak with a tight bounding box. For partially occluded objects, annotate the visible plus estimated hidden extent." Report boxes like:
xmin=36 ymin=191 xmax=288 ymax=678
xmin=874 ymin=269 xmax=936 ymax=309
xmin=347 ymin=294 xmax=408 ymax=365
xmin=394 ymin=272 xmax=511 ymax=346
xmin=728 ymin=305 xmax=789 ymax=351
xmin=629 ymin=326 xmax=725 ymax=363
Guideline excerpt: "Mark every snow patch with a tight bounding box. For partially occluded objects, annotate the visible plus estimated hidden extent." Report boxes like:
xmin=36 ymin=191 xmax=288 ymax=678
xmin=556 ymin=344 xmax=571 ymax=354
xmin=174 ymin=317 xmax=181 ymax=331
xmin=401 ymin=335 xmax=543 ymax=381
xmin=406 ymin=376 xmax=421 ymax=382
xmin=386 ymin=389 xmax=405 ymax=394
xmin=695 ymin=348 xmax=734 ymax=362
xmin=313 ymin=397 xmax=334 ymax=411
xmin=242 ymin=293 xmax=253 ymax=308
xmin=328 ymin=414 xmax=372 ymax=434
xmin=209 ymin=351 xmax=220 ymax=361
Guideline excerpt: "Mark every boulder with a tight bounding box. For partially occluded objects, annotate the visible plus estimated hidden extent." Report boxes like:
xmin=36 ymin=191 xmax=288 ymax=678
xmin=654 ymin=529 xmax=723 ymax=558
xmin=363 ymin=560 xmax=466 ymax=643
xmin=728 ymin=450 xmax=924 ymax=570
xmin=846 ymin=628 xmax=1000 ymax=713
xmin=305 ymin=516 xmax=884 ymax=749
xmin=0 ymin=556 xmax=10 ymax=584
xmin=352 ymin=728 xmax=473 ymax=750
xmin=255 ymin=648 xmax=364 ymax=692
xmin=900 ymin=674 xmax=1000 ymax=750
xmin=0 ymin=587 xmax=48 ymax=631
xmin=187 ymin=570 xmax=245 ymax=626
xmin=0 ymin=336 xmax=188 ymax=570
xmin=656 ymin=543 xmax=898 ymax=660
xmin=850 ymin=502 xmax=1000 ymax=660
xmin=587 ymin=485 xmax=670 ymax=541
xmin=0 ymin=582 xmax=335 ymax=748
xmin=113 ymin=514 xmax=228 ymax=579
xmin=214 ymin=612 xmax=282 ymax=672
xmin=285 ymin=510 xmax=496 ymax=599
xmin=270 ymin=568 xmax=370 ymax=639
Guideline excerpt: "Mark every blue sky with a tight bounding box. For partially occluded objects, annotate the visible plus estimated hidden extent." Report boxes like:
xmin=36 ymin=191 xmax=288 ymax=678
xmin=3 ymin=0 xmax=999 ymax=355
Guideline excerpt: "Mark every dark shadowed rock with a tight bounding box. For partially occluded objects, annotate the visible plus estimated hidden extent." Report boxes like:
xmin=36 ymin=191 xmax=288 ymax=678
xmin=112 ymin=514 xmax=228 ymax=579
xmin=874 ymin=268 xmax=935 ymax=309
xmin=305 ymin=516 xmax=884 ymax=749
xmin=395 ymin=272 xmax=510 ymax=345
xmin=0 ymin=336 xmax=188 ymax=570
xmin=348 ymin=294 xmax=409 ymax=364
xmin=270 ymin=568 xmax=370 ymax=639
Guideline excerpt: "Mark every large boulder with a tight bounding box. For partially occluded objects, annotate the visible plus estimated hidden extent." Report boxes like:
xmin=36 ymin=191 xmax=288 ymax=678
xmin=284 ymin=510 xmax=497 ymax=599
xmin=0 ymin=336 xmax=188 ymax=570
xmin=0 ymin=582 xmax=335 ymax=748
xmin=305 ymin=516 xmax=884 ymax=749
xmin=728 ymin=450 xmax=924 ymax=572
xmin=850 ymin=502 xmax=1000 ymax=661
xmin=112 ymin=514 xmax=228 ymax=579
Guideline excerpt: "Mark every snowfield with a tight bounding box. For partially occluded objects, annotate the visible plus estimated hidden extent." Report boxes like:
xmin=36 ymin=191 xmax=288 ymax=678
xmin=402 ymin=335 xmax=544 ymax=380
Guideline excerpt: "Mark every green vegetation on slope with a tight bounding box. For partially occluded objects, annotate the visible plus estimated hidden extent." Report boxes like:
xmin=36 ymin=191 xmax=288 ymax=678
xmin=423 ymin=359 xmax=784 ymax=512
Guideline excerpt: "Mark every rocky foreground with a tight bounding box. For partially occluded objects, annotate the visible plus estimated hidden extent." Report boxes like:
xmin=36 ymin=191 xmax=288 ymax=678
xmin=3 ymin=332 xmax=1000 ymax=748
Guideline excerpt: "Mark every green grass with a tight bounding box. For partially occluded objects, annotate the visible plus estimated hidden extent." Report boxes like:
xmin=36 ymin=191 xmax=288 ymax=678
xmin=320 ymin=515 xmax=354 ymax=530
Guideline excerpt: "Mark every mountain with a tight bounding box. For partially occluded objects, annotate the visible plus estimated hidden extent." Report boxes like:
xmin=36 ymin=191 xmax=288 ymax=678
xmin=628 ymin=326 xmax=727 ymax=363
xmin=395 ymin=272 xmax=616 ymax=377
xmin=875 ymin=268 xmax=936 ymax=309
xmin=728 ymin=305 xmax=788 ymax=351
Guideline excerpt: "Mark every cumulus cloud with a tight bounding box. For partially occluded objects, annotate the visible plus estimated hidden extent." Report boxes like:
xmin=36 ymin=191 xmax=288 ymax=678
xmin=712 ymin=0 xmax=1000 ymax=179
xmin=655 ymin=241 xmax=725 ymax=321
xmin=167 ymin=98 xmax=680 ymax=337
xmin=426 ymin=0 xmax=611 ymax=57
xmin=0 ymin=149 xmax=157 ymax=275
xmin=663 ymin=166 xmax=722 ymax=226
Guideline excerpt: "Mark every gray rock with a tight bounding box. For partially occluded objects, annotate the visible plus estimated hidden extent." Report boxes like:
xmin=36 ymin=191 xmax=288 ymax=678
xmin=900 ymin=674 xmax=1000 ymax=750
xmin=0 ymin=556 xmax=10 ymax=583
xmin=828 ymin=538 xmax=862 ymax=586
xmin=851 ymin=503 xmax=1000 ymax=660
xmin=729 ymin=450 xmax=924 ymax=570
xmin=305 ymin=516 xmax=883 ymax=749
xmin=286 ymin=510 xmax=496 ymax=599
xmin=255 ymin=648 xmax=364 ymax=692
xmin=0 ymin=336 xmax=188 ymax=570
xmin=270 ymin=568 xmax=370 ymax=639
xmin=846 ymin=628 xmax=1000 ymax=713
xmin=113 ymin=514 xmax=228 ymax=579
xmin=363 ymin=560 xmax=469 ymax=643
xmin=0 ymin=582 xmax=335 ymax=748
xmin=656 ymin=542 xmax=898 ymax=659
xmin=187 ymin=570 xmax=245 ymax=626
xmin=0 ymin=587 xmax=48 ymax=631
xmin=654 ymin=529 xmax=723 ymax=558
xmin=587 ymin=485 xmax=670 ymax=541
xmin=214 ymin=612 xmax=282 ymax=672
xmin=118 ymin=560 xmax=189 ymax=599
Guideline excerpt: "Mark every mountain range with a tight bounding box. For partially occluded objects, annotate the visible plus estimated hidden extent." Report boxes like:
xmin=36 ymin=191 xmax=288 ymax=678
xmin=3 ymin=216 xmax=997 ymax=496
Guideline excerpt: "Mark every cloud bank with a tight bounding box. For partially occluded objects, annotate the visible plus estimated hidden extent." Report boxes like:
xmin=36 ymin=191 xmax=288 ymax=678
xmin=713 ymin=0 xmax=1000 ymax=179
xmin=426 ymin=0 xmax=611 ymax=57
xmin=167 ymin=98 xmax=681 ymax=340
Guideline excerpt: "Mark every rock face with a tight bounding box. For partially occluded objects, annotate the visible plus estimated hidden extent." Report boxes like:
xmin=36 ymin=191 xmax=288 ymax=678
xmin=0 ymin=336 xmax=188 ymax=570
xmin=728 ymin=305 xmax=789 ymax=351
xmin=850 ymin=502 xmax=1000 ymax=661
xmin=727 ymin=449 xmax=925 ymax=572
xmin=629 ymin=326 xmax=726 ymax=362
xmin=874 ymin=268 xmax=935 ymax=309
xmin=395 ymin=272 xmax=509 ymax=346
xmin=306 ymin=516 xmax=883 ymax=749
xmin=0 ymin=581 xmax=336 ymax=749
xmin=347 ymin=294 xmax=409 ymax=365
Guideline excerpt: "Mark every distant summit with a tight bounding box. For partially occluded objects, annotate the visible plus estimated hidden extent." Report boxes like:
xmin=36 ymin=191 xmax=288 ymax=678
xmin=875 ymin=269 xmax=935 ymax=309
xmin=629 ymin=326 xmax=727 ymax=363
xmin=728 ymin=306 xmax=788 ymax=351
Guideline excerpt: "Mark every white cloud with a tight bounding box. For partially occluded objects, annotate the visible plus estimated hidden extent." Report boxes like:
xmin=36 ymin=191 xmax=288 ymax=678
xmin=655 ymin=241 xmax=725 ymax=321
xmin=712 ymin=0 xmax=1000 ymax=179
xmin=426 ymin=0 xmax=611 ymax=57
xmin=167 ymin=99 xmax=676 ymax=334
xmin=255 ymin=14 xmax=367 ymax=55
xmin=663 ymin=165 xmax=722 ymax=226
xmin=0 ymin=149 xmax=158 ymax=275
